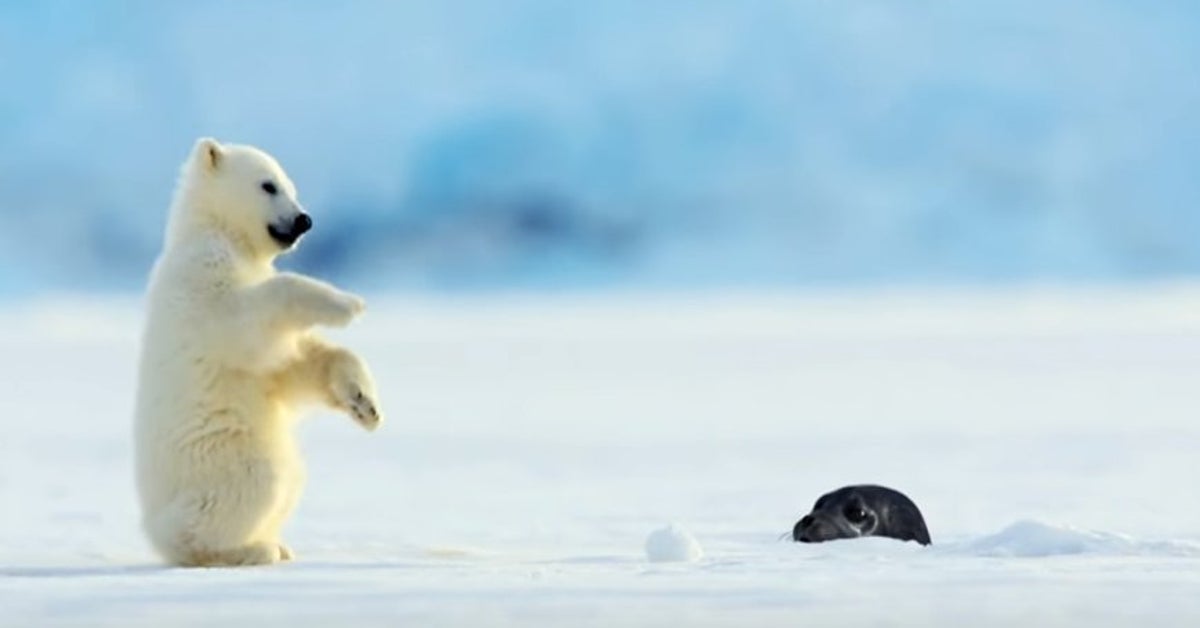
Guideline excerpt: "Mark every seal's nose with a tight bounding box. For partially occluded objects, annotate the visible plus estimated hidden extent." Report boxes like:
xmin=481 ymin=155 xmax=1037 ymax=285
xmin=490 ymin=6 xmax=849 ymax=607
xmin=793 ymin=515 xmax=815 ymax=541
xmin=293 ymin=213 xmax=312 ymax=236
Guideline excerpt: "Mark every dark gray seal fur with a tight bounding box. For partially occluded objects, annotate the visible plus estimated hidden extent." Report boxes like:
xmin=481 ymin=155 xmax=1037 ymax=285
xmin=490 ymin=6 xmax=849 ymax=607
xmin=793 ymin=484 xmax=931 ymax=545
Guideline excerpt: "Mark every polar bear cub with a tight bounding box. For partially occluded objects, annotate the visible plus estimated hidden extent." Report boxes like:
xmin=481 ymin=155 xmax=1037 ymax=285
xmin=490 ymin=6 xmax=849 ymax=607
xmin=134 ymin=138 xmax=383 ymax=567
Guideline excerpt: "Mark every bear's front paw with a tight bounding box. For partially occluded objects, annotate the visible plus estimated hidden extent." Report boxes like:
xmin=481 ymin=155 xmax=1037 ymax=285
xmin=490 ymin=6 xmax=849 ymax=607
xmin=346 ymin=387 xmax=382 ymax=431
xmin=330 ymin=355 xmax=383 ymax=431
xmin=320 ymin=291 xmax=366 ymax=328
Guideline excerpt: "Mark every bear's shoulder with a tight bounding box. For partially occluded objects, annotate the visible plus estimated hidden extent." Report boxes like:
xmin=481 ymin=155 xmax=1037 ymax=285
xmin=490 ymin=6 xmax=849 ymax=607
xmin=152 ymin=230 xmax=252 ymax=294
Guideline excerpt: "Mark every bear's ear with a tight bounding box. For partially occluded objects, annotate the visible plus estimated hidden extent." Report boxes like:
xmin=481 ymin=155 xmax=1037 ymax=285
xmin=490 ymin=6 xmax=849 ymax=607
xmin=192 ymin=137 xmax=224 ymax=172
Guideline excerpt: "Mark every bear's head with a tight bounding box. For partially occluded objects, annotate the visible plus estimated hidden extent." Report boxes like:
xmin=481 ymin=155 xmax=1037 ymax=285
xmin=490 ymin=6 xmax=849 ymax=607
xmin=176 ymin=138 xmax=312 ymax=259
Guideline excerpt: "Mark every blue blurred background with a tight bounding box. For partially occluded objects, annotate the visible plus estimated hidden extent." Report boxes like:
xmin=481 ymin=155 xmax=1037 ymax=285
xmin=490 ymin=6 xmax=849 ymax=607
xmin=2 ymin=0 xmax=1198 ymax=295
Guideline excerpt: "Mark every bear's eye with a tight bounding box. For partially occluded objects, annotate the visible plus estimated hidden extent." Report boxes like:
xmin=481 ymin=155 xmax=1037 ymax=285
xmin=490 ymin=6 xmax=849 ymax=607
xmin=261 ymin=181 xmax=278 ymax=196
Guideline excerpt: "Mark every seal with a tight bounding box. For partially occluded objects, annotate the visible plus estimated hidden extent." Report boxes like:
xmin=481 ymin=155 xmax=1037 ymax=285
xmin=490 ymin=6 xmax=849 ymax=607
xmin=792 ymin=484 xmax=931 ymax=545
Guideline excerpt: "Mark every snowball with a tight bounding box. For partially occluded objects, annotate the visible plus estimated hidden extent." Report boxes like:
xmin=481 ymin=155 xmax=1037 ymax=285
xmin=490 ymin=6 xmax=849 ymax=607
xmin=645 ymin=523 xmax=704 ymax=563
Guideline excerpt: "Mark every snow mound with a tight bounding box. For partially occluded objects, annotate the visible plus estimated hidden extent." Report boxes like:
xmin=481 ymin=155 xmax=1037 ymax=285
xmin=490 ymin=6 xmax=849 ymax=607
xmin=958 ymin=520 xmax=1200 ymax=558
xmin=645 ymin=524 xmax=704 ymax=563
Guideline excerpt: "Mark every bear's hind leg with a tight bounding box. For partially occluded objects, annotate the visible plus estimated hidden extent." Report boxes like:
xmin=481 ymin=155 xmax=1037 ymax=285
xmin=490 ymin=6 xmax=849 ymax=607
xmin=145 ymin=462 xmax=288 ymax=567
xmin=189 ymin=542 xmax=282 ymax=567
xmin=147 ymin=501 xmax=285 ymax=567
xmin=260 ymin=468 xmax=305 ymax=563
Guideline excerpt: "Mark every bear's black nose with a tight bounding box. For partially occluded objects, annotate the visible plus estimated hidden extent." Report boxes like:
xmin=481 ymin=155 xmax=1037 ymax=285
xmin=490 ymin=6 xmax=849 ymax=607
xmin=293 ymin=213 xmax=312 ymax=236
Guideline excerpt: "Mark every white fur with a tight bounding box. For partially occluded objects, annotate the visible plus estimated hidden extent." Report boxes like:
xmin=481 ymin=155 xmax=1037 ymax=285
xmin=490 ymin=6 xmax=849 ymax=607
xmin=134 ymin=138 xmax=383 ymax=567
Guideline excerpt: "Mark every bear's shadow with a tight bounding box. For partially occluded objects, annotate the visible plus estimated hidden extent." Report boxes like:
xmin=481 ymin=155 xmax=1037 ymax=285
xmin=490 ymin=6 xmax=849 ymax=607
xmin=0 ymin=564 xmax=164 ymax=578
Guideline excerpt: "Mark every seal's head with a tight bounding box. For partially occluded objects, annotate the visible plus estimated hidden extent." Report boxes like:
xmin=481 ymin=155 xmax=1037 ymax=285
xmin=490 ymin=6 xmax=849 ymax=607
xmin=792 ymin=484 xmax=931 ymax=545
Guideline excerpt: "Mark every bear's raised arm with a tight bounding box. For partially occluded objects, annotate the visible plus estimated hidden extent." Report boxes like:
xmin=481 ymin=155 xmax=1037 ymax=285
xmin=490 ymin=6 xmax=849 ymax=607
xmin=242 ymin=272 xmax=366 ymax=331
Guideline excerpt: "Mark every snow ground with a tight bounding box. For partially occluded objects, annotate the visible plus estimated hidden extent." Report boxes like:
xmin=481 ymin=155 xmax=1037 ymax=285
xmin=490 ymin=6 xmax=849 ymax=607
xmin=1 ymin=287 xmax=1199 ymax=626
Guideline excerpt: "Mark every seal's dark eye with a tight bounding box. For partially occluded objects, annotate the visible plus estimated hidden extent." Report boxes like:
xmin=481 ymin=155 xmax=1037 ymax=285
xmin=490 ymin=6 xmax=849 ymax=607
xmin=844 ymin=503 xmax=867 ymax=523
xmin=261 ymin=181 xmax=278 ymax=196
